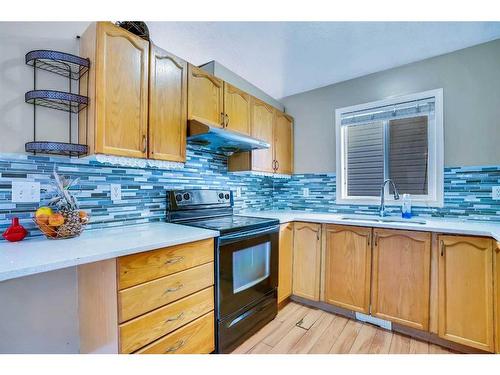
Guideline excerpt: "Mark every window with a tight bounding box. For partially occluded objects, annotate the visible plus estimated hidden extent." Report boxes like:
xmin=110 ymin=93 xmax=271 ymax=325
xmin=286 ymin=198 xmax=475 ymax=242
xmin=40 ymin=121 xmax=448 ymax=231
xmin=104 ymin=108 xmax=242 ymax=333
xmin=335 ymin=89 xmax=443 ymax=207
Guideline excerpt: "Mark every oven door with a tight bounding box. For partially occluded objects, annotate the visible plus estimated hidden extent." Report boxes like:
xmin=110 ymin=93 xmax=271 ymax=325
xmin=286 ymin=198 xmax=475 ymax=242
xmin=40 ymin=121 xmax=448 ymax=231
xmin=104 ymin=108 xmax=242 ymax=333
xmin=217 ymin=225 xmax=279 ymax=318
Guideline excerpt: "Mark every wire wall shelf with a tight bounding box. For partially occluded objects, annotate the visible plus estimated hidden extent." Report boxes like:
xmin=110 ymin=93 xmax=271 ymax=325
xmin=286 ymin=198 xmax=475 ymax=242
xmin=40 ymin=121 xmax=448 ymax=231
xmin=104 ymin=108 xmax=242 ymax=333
xmin=25 ymin=50 xmax=90 ymax=80
xmin=25 ymin=49 xmax=90 ymax=157
xmin=25 ymin=90 xmax=88 ymax=113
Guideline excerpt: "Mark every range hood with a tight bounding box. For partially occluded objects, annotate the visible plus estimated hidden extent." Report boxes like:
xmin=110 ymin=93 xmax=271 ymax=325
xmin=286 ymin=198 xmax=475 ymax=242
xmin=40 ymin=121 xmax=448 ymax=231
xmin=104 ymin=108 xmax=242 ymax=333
xmin=187 ymin=117 xmax=270 ymax=156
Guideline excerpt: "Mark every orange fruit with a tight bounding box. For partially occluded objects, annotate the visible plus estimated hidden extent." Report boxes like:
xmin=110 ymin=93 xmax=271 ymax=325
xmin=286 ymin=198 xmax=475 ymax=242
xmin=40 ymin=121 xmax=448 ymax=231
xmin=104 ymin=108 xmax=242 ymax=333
xmin=36 ymin=214 xmax=50 ymax=225
xmin=48 ymin=213 xmax=65 ymax=227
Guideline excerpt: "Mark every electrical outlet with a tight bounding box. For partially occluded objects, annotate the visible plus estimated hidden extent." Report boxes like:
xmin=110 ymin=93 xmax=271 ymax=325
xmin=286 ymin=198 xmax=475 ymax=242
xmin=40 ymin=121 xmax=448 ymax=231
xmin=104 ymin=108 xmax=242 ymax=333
xmin=235 ymin=187 xmax=242 ymax=198
xmin=11 ymin=181 xmax=40 ymax=203
xmin=110 ymin=184 xmax=122 ymax=202
xmin=302 ymin=187 xmax=309 ymax=197
xmin=492 ymin=186 xmax=500 ymax=200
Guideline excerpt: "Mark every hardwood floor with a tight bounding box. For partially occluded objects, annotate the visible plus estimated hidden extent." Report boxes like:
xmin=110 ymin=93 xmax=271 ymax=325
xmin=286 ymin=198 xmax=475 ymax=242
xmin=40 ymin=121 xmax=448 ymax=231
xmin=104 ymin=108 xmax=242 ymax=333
xmin=232 ymin=302 xmax=456 ymax=354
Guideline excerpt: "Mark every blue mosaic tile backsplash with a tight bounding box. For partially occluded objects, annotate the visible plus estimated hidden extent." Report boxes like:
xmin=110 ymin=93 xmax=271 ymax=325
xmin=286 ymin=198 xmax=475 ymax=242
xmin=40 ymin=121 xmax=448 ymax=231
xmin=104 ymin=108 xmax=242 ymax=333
xmin=0 ymin=147 xmax=273 ymax=239
xmin=273 ymin=167 xmax=500 ymax=222
xmin=1 ymin=147 xmax=499 ymax=241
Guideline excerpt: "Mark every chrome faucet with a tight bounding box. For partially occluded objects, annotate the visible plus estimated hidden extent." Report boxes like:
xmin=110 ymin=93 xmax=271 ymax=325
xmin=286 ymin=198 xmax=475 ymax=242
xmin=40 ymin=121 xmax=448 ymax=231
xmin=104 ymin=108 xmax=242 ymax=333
xmin=379 ymin=179 xmax=400 ymax=217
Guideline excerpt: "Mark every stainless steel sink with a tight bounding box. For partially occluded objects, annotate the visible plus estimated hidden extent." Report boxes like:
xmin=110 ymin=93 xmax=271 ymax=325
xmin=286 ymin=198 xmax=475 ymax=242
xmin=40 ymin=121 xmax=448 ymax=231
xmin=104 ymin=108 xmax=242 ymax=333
xmin=337 ymin=214 xmax=427 ymax=225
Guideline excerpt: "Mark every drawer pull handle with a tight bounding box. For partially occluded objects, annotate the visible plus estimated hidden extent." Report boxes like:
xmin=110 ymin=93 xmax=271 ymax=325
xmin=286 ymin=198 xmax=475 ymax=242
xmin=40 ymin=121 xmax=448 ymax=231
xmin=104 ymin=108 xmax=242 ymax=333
xmin=165 ymin=312 xmax=185 ymax=323
xmin=165 ymin=339 xmax=186 ymax=353
xmin=164 ymin=283 xmax=184 ymax=294
xmin=165 ymin=256 xmax=184 ymax=265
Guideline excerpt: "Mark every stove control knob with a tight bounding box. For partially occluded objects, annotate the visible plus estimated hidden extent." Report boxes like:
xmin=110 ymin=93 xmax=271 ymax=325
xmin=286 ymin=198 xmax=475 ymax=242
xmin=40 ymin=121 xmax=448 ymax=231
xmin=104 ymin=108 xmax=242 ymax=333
xmin=218 ymin=192 xmax=224 ymax=199
xmin=225 ymin=193 xmax=230 ymax=200
xmin=175 ymin=194 xmax=183 ymax=202
xmin=183 ymin=193 xmax=191 ymax=201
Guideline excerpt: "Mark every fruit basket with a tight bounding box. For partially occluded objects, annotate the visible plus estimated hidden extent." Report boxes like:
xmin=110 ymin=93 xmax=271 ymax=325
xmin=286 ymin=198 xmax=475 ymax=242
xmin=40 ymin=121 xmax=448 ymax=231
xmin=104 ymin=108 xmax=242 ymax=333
xmin=33 ymin=209 xmax=89 ymax=240
xmin=33 ymin=170 xmax=90 ymax=240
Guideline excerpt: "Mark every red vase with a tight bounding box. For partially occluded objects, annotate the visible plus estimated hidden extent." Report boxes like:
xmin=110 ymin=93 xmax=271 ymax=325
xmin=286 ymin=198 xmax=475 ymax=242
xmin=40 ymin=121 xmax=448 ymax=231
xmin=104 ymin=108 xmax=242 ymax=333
xmin=2 ymin=217 xmax=28 ymax=242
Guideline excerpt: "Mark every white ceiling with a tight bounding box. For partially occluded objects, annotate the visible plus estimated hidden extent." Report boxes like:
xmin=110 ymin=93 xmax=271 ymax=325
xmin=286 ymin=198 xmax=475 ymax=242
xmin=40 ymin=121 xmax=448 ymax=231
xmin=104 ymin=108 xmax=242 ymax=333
xmin=2 ymin=22 xmax=499 ymax=100
xmin=148 ymin=22 xmax=500 ymax=99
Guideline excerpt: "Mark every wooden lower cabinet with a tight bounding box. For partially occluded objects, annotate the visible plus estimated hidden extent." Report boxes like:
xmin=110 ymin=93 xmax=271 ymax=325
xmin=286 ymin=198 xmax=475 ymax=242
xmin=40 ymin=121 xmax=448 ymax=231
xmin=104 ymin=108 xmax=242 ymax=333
xmin=292 ymin=222 xmax=321 ymax=301
xmin=323 ymin=225 xmax=372 ymax=313
xmin=136 ymin=312 xmax=215 ymax=354
xmin=278 ymin=223 xmax=294 ymax=304
xmin=78 ymin=239 xmax=216 ymax=354
xmin=495 ymin=242 xmax=500 ymax=353
xmin=438 ymin=235 xmax=494 ymax=352
xmin=371 ymin=229 xmax=431 ymax=331
xmin=120 ymin=287 xmax=214 ymax=353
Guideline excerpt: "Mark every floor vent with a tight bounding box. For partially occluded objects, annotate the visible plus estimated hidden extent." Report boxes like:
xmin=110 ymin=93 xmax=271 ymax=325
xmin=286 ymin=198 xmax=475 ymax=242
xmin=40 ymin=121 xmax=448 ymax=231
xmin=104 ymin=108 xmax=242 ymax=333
xmin=355 ymin=312 xmax=392 ymax=330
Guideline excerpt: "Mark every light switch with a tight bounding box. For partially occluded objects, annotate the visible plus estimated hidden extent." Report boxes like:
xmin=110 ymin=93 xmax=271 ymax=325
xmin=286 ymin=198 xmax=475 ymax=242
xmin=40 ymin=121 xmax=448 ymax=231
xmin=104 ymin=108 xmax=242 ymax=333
xmin=235 ymin=187 xmax=242 ymax=198
xmin=110 ymin=184 xmax=122 ymax=202
xmin=12 ymin=181 xmax=40 ymax=203
xmin=302 ymin=187 xmax=309 ymax=197
xmin=492 ymin=186 xmax=500 ymax=200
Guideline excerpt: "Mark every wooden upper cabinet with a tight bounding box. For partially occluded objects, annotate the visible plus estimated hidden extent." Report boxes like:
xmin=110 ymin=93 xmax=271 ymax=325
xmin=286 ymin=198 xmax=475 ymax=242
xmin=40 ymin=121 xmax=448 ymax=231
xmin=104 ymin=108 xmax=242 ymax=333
xmin=274 ymin=111 xmax=293 ymax=174
xmin=371 ymin=229 xmax=431 ymax=331
xmin=278 ymin=223 xmax=294 ymax=304
xmin=80 ymin=22 xmax=149 ymax=158
xmin=495 ymin=242 xmax=500 ymax=353
xmin=227 ymin=98 xmax=275 ymax=173
xmin=223 ymin=83 xmax=251 ymax=135
xmin=187 ymin=64 xmax=224 ymax=127
xmin=438 ymin=235 xmax=494 ymax=352
xmin=251 ymin=99 xmax=275 ymax=172
xmin=148 ymin=45 xmax=187 ymax=162
xmin=324 ymin=225 xmax=372 ymax=313
xmin=293 ymin=222 xmax=321 ymax=301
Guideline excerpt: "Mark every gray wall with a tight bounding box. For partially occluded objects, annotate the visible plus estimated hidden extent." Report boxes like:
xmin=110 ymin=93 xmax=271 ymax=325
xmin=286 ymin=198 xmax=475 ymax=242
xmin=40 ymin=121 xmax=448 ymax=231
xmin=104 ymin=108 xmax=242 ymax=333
xmin=0 ymin=267 xmax=79 ymax=353
xmin=0 ymin=22 xmax=90 ymax=153
xmin=282 ymin=38 xmax=500 ymax=174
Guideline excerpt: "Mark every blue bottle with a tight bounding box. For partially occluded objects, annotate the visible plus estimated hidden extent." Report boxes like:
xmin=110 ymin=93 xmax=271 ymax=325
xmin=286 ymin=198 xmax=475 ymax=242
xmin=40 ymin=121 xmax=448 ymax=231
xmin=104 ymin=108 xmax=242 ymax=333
xmin=402 ymin=194 xmax=412 ymax=219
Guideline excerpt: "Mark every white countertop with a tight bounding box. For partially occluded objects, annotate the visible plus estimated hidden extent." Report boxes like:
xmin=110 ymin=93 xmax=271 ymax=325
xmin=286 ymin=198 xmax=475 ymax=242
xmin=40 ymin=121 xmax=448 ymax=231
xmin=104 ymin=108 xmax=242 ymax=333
xmin=2 ymin=211 xmax=499 ymax=283
xmin=0 ymin=222 xmax=218 ymax=283
xmin=239 ymin=210 xmax=500 ymax=242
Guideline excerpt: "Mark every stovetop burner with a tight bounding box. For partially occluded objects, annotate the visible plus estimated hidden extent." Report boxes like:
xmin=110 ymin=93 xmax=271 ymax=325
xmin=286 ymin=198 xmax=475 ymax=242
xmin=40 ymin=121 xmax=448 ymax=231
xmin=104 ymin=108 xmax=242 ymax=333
xmin=181 ymin=215 xmax=279 ymax=234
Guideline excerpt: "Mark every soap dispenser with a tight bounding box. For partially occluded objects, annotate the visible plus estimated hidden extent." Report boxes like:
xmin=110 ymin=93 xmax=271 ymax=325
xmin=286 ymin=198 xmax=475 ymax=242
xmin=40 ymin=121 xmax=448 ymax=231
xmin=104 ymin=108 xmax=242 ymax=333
xmin=401 ymin=194 xmax=412 ymax=219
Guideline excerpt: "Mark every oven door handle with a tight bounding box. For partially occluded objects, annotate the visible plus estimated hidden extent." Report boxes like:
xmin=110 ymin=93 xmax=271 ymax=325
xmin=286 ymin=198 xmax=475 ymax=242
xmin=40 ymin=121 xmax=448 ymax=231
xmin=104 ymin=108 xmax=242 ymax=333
xmin=219 ymin=225 xmax=280 ymax=243
xmin=225 ymin=297 xmax=276 ymax=328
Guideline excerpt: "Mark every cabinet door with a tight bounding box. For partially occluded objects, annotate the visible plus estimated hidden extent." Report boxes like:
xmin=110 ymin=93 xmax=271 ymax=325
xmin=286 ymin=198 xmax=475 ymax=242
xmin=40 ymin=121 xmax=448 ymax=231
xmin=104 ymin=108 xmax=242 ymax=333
xmin=324 ymin=225 xmax=372 ymax=313
xmin=251 ymin=98 xmax=275 ymax=172
xmin=148 ymin=45 xmax=187 ymax=162
xmin=495 ymin=242 xmax=500 ymax=353
xmin=223 ymin=83 xmax=251 ymax=135
xmin=438 ymin=235 xmax=494 ymax=352
xmin=187 ymin=64 xmax=224 ymax=127
xmin=371 ymin=229 xmax=431 ymax=330
xmin=95 ymin=22 xmax=149 ymax=158
xmin=274 ymin=111 xmax=293 ymax=174
xmin=278 ymin=223 xmax=294 ymax=304
xmin=292 ymin=222 xmax=321 ymax=301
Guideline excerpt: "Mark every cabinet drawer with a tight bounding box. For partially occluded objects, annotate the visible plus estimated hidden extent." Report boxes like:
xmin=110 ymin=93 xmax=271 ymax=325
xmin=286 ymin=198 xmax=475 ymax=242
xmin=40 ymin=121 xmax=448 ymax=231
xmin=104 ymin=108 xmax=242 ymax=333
xmin=118 ymin=262 xmax=214 ymax=322
xmin=118 ymin=238 xmax=214 ymax=290
xmin=136 ymin=312 xmax=215 ymax=354
xmin=120 ymin=286 xmax=214 ymax=353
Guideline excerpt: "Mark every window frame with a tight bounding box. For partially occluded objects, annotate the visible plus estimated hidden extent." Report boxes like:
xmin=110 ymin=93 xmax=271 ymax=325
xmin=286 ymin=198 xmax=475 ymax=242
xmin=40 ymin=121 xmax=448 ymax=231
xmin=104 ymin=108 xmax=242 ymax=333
xmin=335 ymin=88 xmax=444 ymax=207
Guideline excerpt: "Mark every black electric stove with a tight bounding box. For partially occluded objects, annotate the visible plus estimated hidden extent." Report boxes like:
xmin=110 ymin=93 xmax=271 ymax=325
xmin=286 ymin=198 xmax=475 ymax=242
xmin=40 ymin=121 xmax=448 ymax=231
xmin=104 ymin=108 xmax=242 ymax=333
xmin=166 ymin=189 xmax=279 ymax=353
